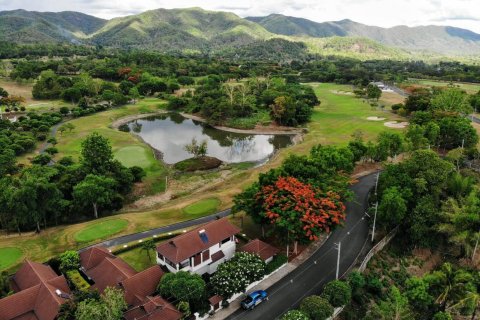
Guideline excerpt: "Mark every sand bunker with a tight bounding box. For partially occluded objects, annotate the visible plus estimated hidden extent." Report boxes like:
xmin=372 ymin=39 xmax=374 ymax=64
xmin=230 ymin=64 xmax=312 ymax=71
xmin=367 ymin=116 xmax=386 ymax=121
xmin=330 ymin=90 xmax=354 ymax=95
xmin=384 ymin=121 xmax=409 ymax=129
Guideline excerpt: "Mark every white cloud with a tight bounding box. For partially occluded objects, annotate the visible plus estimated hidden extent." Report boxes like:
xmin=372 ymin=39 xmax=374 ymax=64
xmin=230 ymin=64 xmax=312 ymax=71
xmin=0 ymin=0 xmax=479 ymax=33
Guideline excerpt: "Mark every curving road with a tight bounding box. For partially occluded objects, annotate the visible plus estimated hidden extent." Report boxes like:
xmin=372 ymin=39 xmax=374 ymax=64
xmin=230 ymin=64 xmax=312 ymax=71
xmin=226 ymin=172 xmax=377 ymax=320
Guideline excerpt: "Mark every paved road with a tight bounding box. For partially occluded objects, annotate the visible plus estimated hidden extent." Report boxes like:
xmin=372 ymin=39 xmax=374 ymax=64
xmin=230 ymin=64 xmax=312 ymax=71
xmin=226 ymin=172 xmax=377 ymax=320
xmin=80 ymin=209 xmax=231 ymax=252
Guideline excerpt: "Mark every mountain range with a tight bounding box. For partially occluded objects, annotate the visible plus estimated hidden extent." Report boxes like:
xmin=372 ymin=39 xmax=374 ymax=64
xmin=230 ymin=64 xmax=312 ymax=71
xmin=1 ymin=7 xmax=480 ymax=59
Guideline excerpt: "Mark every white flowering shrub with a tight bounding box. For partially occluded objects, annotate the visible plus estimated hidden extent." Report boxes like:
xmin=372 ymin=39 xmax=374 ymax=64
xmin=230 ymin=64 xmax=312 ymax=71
xmin=211 ymin=252 xmax=266 ymax=298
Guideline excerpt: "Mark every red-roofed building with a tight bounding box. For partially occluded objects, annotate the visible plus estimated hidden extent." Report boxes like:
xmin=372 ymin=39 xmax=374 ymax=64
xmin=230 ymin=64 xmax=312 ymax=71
xmin=240 ymin=239 xmax=279 ymax=263
xmin=0 ymin=260 xmax=71 ymax=320
xmin=156 ymin=218 xmax=240 ymax=275
xmin=123 ymin=296 xmax=182 ymax=320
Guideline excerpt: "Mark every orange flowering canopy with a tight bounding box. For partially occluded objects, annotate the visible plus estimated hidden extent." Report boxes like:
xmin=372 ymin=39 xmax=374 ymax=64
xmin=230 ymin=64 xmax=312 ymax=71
xmin=256 ymin=176 xmax=346 ymax=242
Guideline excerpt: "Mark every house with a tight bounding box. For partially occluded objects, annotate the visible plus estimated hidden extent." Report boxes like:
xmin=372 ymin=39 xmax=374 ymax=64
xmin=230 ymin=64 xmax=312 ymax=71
xmin=240 ymin=239 xmax=279 ymax=263
xmin=0 ymin=260 xmax=71 ymax=320
xmin=156 ymin=218 xmax=241 ymax=275
xmin=123 ymin=295 xmax=182 ymax=320
xmin=79 ymin=246 xmax=165 ymax=306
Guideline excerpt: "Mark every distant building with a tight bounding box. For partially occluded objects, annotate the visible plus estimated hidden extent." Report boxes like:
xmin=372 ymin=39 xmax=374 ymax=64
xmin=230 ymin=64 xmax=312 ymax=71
xmin=156 ymin=218 xmax=240 ymax=275
xmin=0 ymin=260 xmax=71 ymax=320
xmin=240 ymin=239 xmax=279 ymax=263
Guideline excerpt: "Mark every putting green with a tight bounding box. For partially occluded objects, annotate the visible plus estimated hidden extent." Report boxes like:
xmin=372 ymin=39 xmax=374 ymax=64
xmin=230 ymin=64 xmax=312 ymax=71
xmin=75 ymin=219 xmax=129 ymax=243
xmin=114 ymin=145 xmax=152 ymax=168
xmin=183 ymin=198 xmax=221 ymax=216
xmin=0 ymin=247 xmax=23 ymax=271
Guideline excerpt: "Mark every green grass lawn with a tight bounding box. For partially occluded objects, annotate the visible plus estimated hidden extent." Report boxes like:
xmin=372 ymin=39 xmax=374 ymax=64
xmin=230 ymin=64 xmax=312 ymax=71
xmin=114 ymin=145 xmax=153 ymax=168
xmin=408 ymin=79 xmax=480 ymax=94
xmin=305 ymin=83 xmax=403 ymax=146
xmin=117 ymin=246 xmax=156 ymax=272
xmin=0 ymin=247 xmax=23 ymax=270
xmin=74 ymin=219 xmax=129 ymax=243
xmin=182 ymin=198 xmax=221 ymax=216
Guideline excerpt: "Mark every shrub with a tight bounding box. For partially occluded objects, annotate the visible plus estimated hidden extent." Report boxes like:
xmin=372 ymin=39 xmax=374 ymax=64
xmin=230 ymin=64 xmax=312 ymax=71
xmin=281 ymin=310 xmax=309 ymax=320
xmin=347 ymin=271 xmax=365 ymax=294
xmin=45 ymin=147 xmax=58 ymax=155
xmin=211 ymin=252 xmax=266 ymax=299
xmin=266 ymin=254 xmax=288 ymax=274
xmin=129 ymin=166 xmax=146 ymax=182
xmin=31 ymin=153 xmax=51 ymax=165
xmin=66 ymin=270 xmax=90 ymax=292
xmin=58 ymin=156 xmax=74 ymax=166
xmin=59 ymin=250 xmax=80 ymax=271
xmin=299 ymin=295 xmax=333 ymax=320
xmin=118 ymin=124 xmax=130 ymax=132
xmin=321 ymin=280 xmax=352 ymax=307
xmin=391 ymin=103 xmax=404 ymax=111
xmin=158 ymin=271 xmax=206 ymax=306
xmin=433 ymin=312 xmax=452 ymax=320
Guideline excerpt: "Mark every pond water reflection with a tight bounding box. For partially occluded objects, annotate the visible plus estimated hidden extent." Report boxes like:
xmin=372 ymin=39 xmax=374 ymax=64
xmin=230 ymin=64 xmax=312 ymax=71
xmin=126 ymin=113 xmax=292 ymax=164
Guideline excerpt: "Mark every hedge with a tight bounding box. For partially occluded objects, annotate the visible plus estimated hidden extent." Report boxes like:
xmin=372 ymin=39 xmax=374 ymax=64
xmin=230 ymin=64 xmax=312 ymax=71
xmin=66 ymin=270 xmax=90 ymax=292
xmin=266 ymin=254 xmax=288 ymax=274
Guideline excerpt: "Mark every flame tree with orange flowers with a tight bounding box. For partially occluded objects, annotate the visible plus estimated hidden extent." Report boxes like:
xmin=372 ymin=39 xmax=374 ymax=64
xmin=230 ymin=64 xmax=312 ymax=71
xmin=256 ymin=176 xmax=346 ymax=255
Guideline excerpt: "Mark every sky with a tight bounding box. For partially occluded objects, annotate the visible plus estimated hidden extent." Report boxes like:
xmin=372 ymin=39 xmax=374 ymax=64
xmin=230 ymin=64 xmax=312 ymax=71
xmin=1 ymin=0 xmax=480 ymax=33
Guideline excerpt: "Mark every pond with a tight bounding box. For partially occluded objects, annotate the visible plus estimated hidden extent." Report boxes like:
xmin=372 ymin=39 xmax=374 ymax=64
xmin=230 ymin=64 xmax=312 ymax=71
xmin=126 ymin=113 xmax=293 ymax=164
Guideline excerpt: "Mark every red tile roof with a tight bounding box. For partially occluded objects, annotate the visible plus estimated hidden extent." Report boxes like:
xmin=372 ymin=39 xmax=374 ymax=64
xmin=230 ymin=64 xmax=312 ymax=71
xmin=88 ymin=257 xmax=137 ymax=294
xmin=121 ymin=266 xmax=164 ymax=307
xmin=79 ymin=246 xmax=115 ymax=271
xmin=0 ymin=261 xmax=71 ymax=320
xmin=123 ymin=296 xmax=182 ymax=320
xmin=157 ymin=218 xmax=240 ymax=264
xmin=208 ymin=295 xmax=223 ymax=306
xmin=240 ymin=239 xmax=279 ymax=261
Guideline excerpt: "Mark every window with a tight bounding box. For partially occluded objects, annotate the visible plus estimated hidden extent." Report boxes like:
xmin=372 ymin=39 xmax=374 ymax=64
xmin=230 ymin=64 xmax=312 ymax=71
xmin=158 ymin=253 xmax=164 ymax=261
xmin=193 ymin=253 xmax=202 ymax=266
xmin=221 ymin=237 xmax=230 ymax=245
xmin=180 ymin=259 xmax=190 ymax=269
xmin=202 ymin=250 xmax=210 ymax=262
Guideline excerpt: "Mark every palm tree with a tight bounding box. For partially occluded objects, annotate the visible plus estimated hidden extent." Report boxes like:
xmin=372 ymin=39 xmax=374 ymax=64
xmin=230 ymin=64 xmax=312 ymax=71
xmin=140 ymin=239 xmax=156 ymax=262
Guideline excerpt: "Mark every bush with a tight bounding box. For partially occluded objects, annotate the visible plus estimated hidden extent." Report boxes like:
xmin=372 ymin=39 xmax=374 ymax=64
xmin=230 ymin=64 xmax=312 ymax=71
xmin=158 ymin=271 xmax=206 ymax=308
xmin=433 ymin=312 xmax=452 ymax=320
xmin=266 ymin=254 xmax=288 ymax=274
xmin=66 ymin=270 xmax=90 ymax=292
xmin=281 ymin=310 xmax=309 ymax=320
xmin=45 ymin=147 xmax=58 ymax=155
xmin=58 ymin=156 xmax=74 ymax=166
xmin=299 ymin=295 xmax=333 ymax=320
xmin=118 ymin=124 xmax=130 ymax=132
xmin=391 ymin=103 xmax=404 ymax=111
xmin=59 ymin=106 xmax=70 ymax=115
xmin=59 ymin=250 xmax=80 ymax=271
xmin=31 ymin=153 xmax=52 ymax=165
xmin=129 ymin=166 xmax=146 ymax=182
xmin=347 ymin=271 xmax=365 ymax=293
xmin=321 ymin=280 xmax=351 ymax=307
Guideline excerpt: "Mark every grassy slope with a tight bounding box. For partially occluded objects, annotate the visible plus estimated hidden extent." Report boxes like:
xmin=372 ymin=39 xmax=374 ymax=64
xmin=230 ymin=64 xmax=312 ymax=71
xmin=182 ymin=198 xmax=221 ymax=216
xmin=408 ymin=79 xmax=480 ymax=95
xmin=74 ymin=219 xmax=128 ymax=243
xmin=0 ymin=247 xmax=23 ymax=270
xmin=54 ymin=98 xmax=168 ymax=194
xmin=0 ymin=83 xmax=405 ymax=272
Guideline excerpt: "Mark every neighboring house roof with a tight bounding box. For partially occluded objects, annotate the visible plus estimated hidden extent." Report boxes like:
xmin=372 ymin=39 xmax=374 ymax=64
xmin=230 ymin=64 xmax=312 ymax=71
xmin=208 ymin=295 xmax=223 ymax=306
xmin=123 ymin=296 xmax=182 ymax=320
xmin=79 ymin=246 xmax=115 ymax=271
xmin=240 ymin=239 xmax=279 ymax=261
xmin=80 ymin=248 xmax=167 ymax=311
xmin=156 ymin=218 xmax=240 ymax=264
xmin=121 ymin=266 xmax=164 ymax=307
xmin=0 ymin=261 xmax=71 ymax=320
xmin=88 ymin=257 xmax=137 ymax=294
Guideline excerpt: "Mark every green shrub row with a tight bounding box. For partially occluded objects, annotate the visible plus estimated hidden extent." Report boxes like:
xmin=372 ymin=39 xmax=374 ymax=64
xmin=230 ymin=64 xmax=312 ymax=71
xmin=266 ymin=254 xmax=288 ymax=274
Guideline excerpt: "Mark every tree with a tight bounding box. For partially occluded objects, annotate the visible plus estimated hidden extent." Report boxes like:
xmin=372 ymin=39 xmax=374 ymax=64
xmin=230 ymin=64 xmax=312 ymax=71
xmin=431 ymin=88 xmax=472 ymax=115
xmin=433 ymin=311 xmax=452 ymax=320
xmin=75 ymin=287 xmax=126 ymax=320
xmin=158 ymin=271 xmax=206 ymax=305
xmin=80 ymin=132 xmax=113 ymax=174
xmin=405 ymin=277 xmax=434 ymax=311
xmin=405 ymin=88 xmax=432 ymax=113
xmin=366 ymin=83 xmax=382 ymax=100
xmin=378 ymin=187 xmax=407 ymax=228
xmin=376 ymin=131 xmax=404 ymax=160
xmin=281 ymin=310 xmax=309 ymax=320
xmin=59 ymin=250 xmax=80 ymax=272
xmin=366 ymin=286 xmax=412 ymax=320
xmin=176 ymin=301 xmax=191 ymax=320
xmin=424 ymin=263 xmax=476 ymax=311
xmin=128 ymin=87 xmax=140 ymax=104
xmin=140 ymin=239 xmax=156 ymax=262
xmin=73 ymin=174 xmax=117 ymax=219
xmin=31 ymin=153 xmax=52 ymax=165
xmin=299 ymin=295 xmax=334 ymax=320
xmin=211 ymin=252 xmax=266 ymax=299
xmin=438 ymin=116 xmax=478 ymax=150
xmin=255 ymin=176 xmax=346 ymax=254
xmin=0 ymin=149 xmax=16 ymax=176
xmin=321 ymin=280 xmax=352 ymax=307
xmin=184 ymin=138 xmax=208 ymax=158
xmin=0 ymin=271 xmax=12 ymax=298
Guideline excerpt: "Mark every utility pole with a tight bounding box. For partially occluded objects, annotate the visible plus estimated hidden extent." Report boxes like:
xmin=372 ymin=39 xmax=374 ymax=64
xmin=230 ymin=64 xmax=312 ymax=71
xmin=335 ymin=242 xmax=341 ymax=279
xmin=371 ymin=202 xmax=378 ymax=242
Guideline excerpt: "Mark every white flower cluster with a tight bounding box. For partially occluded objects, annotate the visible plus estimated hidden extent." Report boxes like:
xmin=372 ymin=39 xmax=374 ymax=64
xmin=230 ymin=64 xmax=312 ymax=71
xmin=211 ymin=252 xmax=266 ymax=298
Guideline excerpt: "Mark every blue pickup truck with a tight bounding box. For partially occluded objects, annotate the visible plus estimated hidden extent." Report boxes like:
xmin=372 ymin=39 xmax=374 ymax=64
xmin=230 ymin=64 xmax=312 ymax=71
xmin=241 ymin=290 xmax=268 ymax=310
